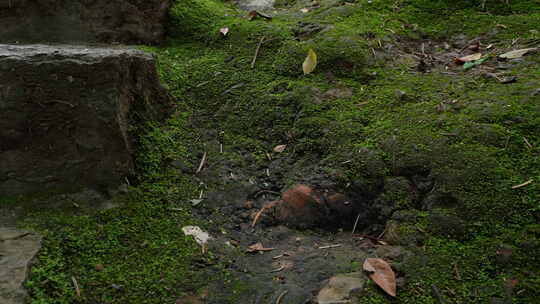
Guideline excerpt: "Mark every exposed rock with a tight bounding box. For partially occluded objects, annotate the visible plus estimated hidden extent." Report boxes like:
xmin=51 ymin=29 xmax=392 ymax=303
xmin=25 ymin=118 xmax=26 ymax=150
xmin=0 ymin=0 xmax=172 ymax=44
xmin=236 ymin=0 xmax=275 ymax=11
xmin=264 ymin=185 xmax=326 ymax=229
xmin=0 ymin=44 xmax=171 ymax=196
xmin=259 ymin=184 xmax=370 ymax=229
xmin=317 ymin=272 xmax=366 ymax=304
xmin=0 ymin=228 xmax=42 ymax=304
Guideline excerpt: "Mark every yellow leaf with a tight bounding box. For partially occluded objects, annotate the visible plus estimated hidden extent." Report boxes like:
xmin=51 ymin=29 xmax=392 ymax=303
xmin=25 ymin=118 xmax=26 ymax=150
xmin=303 ymin=49 xmax=317 ymax=75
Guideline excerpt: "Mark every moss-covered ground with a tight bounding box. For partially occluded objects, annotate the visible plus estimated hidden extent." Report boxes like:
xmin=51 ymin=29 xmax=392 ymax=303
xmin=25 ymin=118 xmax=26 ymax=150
xmin=6 ymin=0 xmax=539 ymax=303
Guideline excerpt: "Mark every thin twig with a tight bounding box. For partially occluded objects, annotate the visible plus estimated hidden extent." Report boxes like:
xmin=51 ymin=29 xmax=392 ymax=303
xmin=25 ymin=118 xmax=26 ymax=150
xmin=251 ymin=36 xmax=265 ymax=69
xmin=318 ymin=244 xmax=342 ymax=249
xmin=453 ymin=263 xmax=462 ymax=281
xmin=196 ymin=152 xmax=207 ymax=174
xmin=0 ymin=232 xmax=31 ymax=241
xmin=271 ymin=266 xmax=285 ymax=272
xmin=50 ymin=100 xmax=75 ymax=107
xmin=377 ymin=225 xmax=388 ymax=239
xmin=72 ymin=276 xmax=81 ymax=297
xmin=512 ymin=179 xmax=533 ymax=189
xmin=351 ymin=213 xmax=361 ymax=236
xmin=251 ymin=207 xmax=267 ymax=227
xmin=523 ymin=137 xmax=533 ymax=149
xmin=276 ymin=290 xmax=288 ymax=304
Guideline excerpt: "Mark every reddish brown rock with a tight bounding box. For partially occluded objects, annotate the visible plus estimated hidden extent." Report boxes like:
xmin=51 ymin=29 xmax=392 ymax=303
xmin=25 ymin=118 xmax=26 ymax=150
xmin=261 ymin=185 xmax=325 ymax=228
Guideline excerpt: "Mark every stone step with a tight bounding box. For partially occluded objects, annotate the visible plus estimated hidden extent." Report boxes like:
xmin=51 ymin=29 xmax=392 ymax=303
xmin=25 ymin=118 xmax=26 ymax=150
xmin=0 ymin=44 xmax=172 ymax=196
xmin=0 ymin=228 xmax=42 ymax=304
xmin=0 ymin=0 xmax=171 ymax=44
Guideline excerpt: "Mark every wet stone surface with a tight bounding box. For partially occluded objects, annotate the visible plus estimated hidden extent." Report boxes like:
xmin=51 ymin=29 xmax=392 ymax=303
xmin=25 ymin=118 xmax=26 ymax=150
xmin=236 ymin=0 xmax=275 ymax=11
xmin=0 ymin=228 xmax=42 ymax=304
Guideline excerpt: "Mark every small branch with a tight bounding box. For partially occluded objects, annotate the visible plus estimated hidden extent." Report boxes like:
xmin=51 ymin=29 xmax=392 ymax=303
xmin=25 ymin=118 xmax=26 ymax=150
xmin=271 ymin=266 xmax=285 ymax=272
xmin=511 ymin=179 xmax=533 ymax=189
xmin=251 ymin=207 xmax=267 ymax=227
xmin=196 ymin=152 xmax=207 ymax=174
xmin=72 ymin=276 xmax=81 ymax=298
xmin=453 ymin=263 xmax=461 ymax=281
xmin=276 ymin=290 xmax=288 ymax=304
xmin=351 ymin=213 xmax=361 ymax=236
xmin=377 ymin=225 xmax=388 ymax=239
xmin=251 ymin=36 xmax=265 ymax=69
xmin=44 ymin=99 xmax=76 ymax=107
xmin=523 ymin=137 xmax=533 ymax=149
xmin=318 ymin=244 xmax=342 ymax=249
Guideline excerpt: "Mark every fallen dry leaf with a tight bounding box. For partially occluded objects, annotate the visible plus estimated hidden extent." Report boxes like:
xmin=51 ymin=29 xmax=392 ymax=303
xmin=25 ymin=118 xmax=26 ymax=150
xmin=363 ymin=258 xmax=396 ymax=297
xmin=219 ymin=27 xmax=229 ymax=36
xmin=303 ymin=48 xmax=317 ymax=75
xmin=273 ymin=144 xmax=287 ymax=153
xmin=246 ymin=242 xmax=275 ymax=253
xmin=455 ymin=53 xmax=482 ymax=64
xmin=499 ymin=48 xmax=538 ymax=59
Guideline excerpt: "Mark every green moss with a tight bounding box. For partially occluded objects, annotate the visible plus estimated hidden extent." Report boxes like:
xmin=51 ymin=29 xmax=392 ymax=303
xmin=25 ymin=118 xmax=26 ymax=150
xmin=22 ymin=111 xmax=206 ymax=303
xmin=18 ymin=0 xmax=540 ymax=302
xmin=168 ymin=0 xmax=227 ymax=40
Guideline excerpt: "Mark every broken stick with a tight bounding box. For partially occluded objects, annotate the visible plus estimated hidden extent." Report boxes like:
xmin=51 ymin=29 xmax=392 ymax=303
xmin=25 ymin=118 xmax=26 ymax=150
xmin=251 ymin=36 xmax=265 ymax=69
xmin=196 ymin=152 xmax=207 ymax=174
